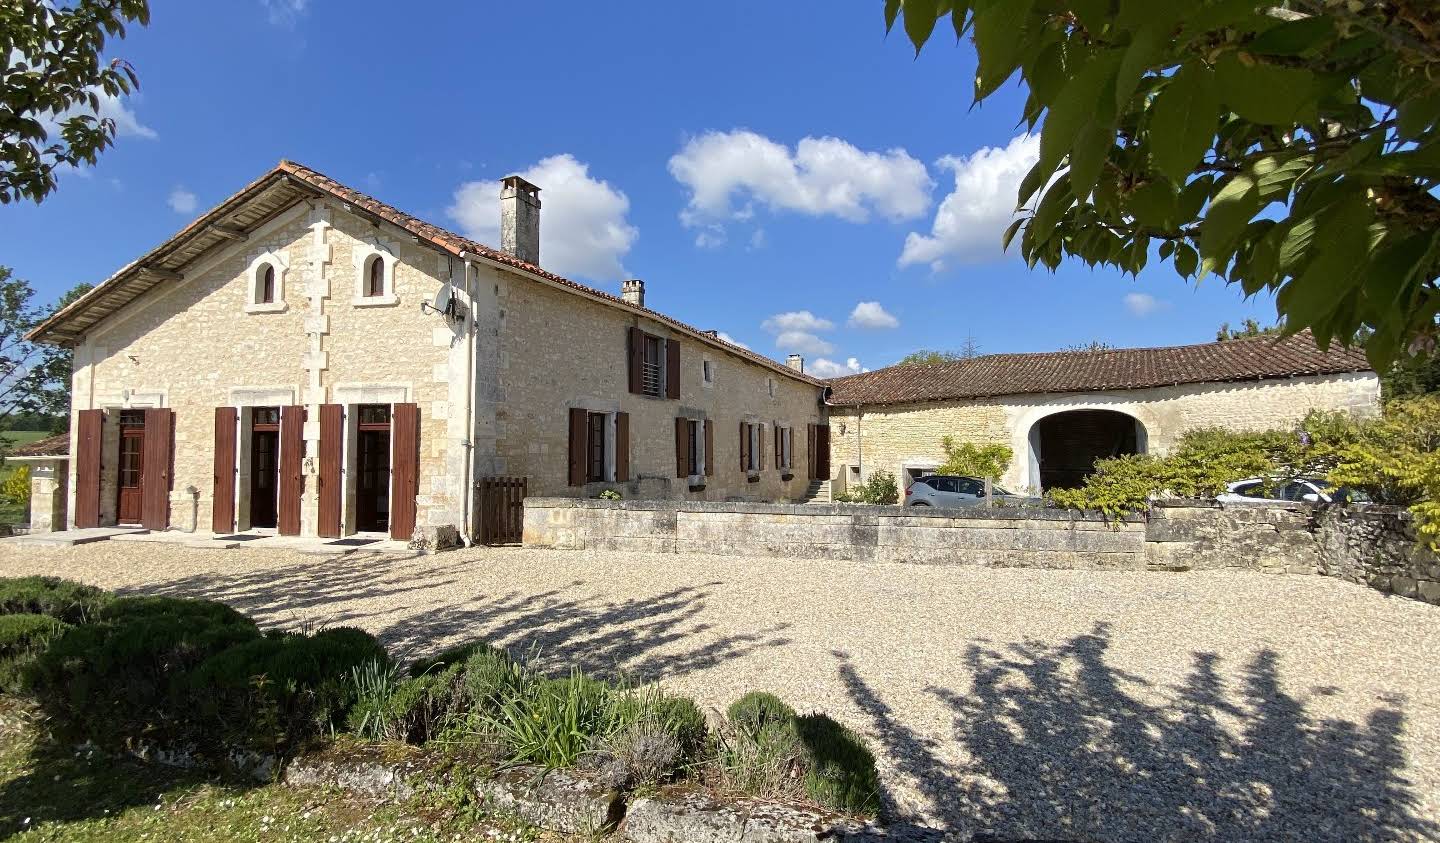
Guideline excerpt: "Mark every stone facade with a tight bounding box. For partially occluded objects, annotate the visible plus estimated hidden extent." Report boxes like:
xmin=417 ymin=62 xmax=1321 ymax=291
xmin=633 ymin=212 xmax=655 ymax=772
xmin=828 ymin=372 xmax=1381 ymax=493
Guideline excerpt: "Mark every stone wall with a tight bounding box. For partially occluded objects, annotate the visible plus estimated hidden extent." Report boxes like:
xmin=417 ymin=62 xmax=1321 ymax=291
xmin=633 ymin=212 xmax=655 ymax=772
xmin=524 ymin=497 xmax=1440 ymax=605
xmin=828 ymin=372 xmax=1382 ymax=494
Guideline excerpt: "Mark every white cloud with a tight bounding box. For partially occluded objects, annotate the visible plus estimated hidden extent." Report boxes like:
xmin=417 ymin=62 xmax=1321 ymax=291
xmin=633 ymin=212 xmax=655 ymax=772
xmin=714 ymin=331 xmax=749 ymax=350
xmin=775 ymin=331 xmax=835 ymax=356
xmin=761 ymin=311 xmax=834 ymax=334
xmin=167 ymin=186 xmax=197 ymax=215
xmin=37 ymin=88 xmax=157 ymax=144
xmin=1123 ymin=292 xmax=1166 ymax=317
xmin=898 ymin=133 xmax=1039 ymax=271
xmin=669 ymin=130 xmax=932 ymax=244
xmin=694 ymin=227 xmax=725 ymax=249
xmin=748 ymin=229 xmax=766 ymax=250
xmin=810 ymin=357 xmax=867 ymax=378
xmin=261 ymin=0 xmax=308 ymax=26
xmin=448 ymin=154 xmax=638 ymax=282
xmin=848 ymin=301 xmax=899 ymax=330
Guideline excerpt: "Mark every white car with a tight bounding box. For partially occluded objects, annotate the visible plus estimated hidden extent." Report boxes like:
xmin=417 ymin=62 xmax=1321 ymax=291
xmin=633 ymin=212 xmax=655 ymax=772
xmin=905 ymin=475 xmax=1027 ymax=508
xmin=1217 ymin=477 xmax=1368 ymax=504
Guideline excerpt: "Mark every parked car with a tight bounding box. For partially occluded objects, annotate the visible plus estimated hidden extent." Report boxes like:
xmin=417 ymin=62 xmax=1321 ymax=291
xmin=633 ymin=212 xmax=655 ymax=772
xmin=1217 ymin=477 xmax=1370 ymax=504
xmin=905 ymin=475 xmax=1026 ymax=508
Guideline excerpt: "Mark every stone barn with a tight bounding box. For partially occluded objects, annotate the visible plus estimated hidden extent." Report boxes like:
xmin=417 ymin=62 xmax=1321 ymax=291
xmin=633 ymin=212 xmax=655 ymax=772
xmin=823 ymin=333 xmax=1380 ymax=495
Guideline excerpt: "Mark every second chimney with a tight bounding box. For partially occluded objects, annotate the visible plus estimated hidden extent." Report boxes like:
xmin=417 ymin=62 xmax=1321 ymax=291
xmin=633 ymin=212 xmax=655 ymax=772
xmin=622 ymin=279 xmax=645 ymax=308
xmin=500 ymin=175 xmax=541 ymax=265
xmin=786 ymin=354 xmax=804 ymax=373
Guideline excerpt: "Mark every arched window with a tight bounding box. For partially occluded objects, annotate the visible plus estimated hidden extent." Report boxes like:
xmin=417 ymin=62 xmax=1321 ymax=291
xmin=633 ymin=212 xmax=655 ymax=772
xmin=259 ymin=264 xmax=275 ymax=304
xmin=366 ymin=255 xmax=385 ymax=297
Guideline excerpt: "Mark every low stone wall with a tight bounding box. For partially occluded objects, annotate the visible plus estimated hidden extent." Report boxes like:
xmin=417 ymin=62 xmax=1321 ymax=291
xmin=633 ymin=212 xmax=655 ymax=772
xmin=523 ymin=498 xmax=1440 ymax=605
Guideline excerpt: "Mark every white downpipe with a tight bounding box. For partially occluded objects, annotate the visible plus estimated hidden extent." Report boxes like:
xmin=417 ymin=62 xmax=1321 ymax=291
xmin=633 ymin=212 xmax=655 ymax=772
xmin=459 ymin=256 xmax=479 ymax=545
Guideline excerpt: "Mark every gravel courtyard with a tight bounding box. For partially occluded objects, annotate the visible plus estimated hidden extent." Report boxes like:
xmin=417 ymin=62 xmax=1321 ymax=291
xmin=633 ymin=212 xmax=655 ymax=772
xmin=2 ymin=541 xmax=1438 ymax=841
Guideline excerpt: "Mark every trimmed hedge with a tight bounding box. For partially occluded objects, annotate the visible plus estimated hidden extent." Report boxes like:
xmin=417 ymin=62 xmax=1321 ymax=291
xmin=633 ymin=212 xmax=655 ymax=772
xmin=794 ymin=713 xmax=882 ymax=815
xmin=0 ymin=613 xmax=68 ymax=692
xmin=0 ymin=576 xmax=112 ymax=624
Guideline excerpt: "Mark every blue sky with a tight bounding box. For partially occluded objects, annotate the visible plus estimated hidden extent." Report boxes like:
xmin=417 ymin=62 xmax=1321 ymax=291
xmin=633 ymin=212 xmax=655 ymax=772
xmin=2 ymin=1 xmax=1278 ymax=376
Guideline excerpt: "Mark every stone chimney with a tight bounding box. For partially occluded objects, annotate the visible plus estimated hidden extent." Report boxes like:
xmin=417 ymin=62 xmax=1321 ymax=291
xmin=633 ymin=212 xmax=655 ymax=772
xmin=786 ymin=354 xmax=804 ymax=373
xmin=621 ymin=279 xmax=645 ymax=308
xmin=500 ymin=175 xmax=541 ymax=265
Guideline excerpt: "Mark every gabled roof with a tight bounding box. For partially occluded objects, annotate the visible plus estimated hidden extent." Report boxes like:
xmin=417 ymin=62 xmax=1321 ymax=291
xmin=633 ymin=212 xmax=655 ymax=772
xmin=6 ymin=433 xmax=68 ymax=459
xmin=824 ymin=331 xmax=1374 ymax=406
xmin=27 ymin=161 xmax=822 ymax=386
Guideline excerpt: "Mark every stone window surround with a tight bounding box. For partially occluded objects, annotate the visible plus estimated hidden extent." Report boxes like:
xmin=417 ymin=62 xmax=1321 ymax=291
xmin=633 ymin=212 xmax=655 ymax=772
xmin=675 ymin=408 xmax=709 ymax=487
xmin=742 ymin=415 xmax=764 ymax=480
xmin=244 ymin=250 xmax=289 ymax=314
xmin=352 ymin=237 xmax=400 ymax=307
xmin=574 ymin=398 xmax=621 ymax=484
xmin=701 ymin=357 xmax=716 ymax=389
xmin=774 ymin=423 xmax=793 ymax=471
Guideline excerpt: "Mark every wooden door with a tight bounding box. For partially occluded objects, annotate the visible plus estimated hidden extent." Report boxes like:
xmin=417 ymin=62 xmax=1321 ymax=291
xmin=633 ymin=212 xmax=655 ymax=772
xmin=277 ymin=405 xmax=304 ymax=536
xmin=140 ymin=408 xmax=174 ymax=530
xmin=815 ymin=424 xmax=831 ymax=480
xmin=74 ymin=409 xmax=103 ymax=528
xmin=317 ymin=404 xmax=343 ymax=538
xmin=212 ymin=407 xmax=238 ymax=534
xmin=116 ymin=410 xmax=145 ymax=525
xmin=390 ymin=403 xmax=419 ymax=541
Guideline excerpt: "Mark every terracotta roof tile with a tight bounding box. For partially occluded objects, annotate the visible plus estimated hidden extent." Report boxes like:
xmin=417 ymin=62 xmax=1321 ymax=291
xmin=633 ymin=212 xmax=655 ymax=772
xmin=7 ymin=433 xmax=68 ymax=458
xmin=824 ymin=332 xmax=1373 ymax=406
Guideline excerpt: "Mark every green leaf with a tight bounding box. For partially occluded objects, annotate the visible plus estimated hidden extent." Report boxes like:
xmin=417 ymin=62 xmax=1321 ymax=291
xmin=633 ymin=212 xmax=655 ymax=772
xmin=884 ymin=0 xmax=903 ymax=32
xmin=1174 ymin=242 xmax=1199 ymax=278
xmin=1114 ymin=23 xmax=1163 ymax=113
xmin=1125 ymin=179 xmax=1179 ymax=229
xmin=1038 ymin=49 xmax=1121 ymax=185
xmin=1275 ymin=192 xmax=1373 ymax=330
xmin=972 ymin=0 xmax=1035 ymax=98
xmin=1001 ymin=217 xmax=1024 ymax=252
xmin=1277 ymin=214 xmax=1318 ymax=275
xmin=1245 ymin=16 xmax=1335 ymax=56
xmin=1214 ymin=53 xmax=1318 ymax=125
xmin=902 ymin=0 xmax=940 ymax=54
xmin=1397 ymin=91 xmax=1440 ymax=140
xmin=1016 ymin=159 xmax=1050 ymax=208
xmin=1197 ymin=173 xmax=1259 ymax=267
xmin=1067 ymin=120 xmax=1111 ymax=198
xmin=1149 ymin=63 xmax=1219 ymax=184
xmin=1029 ymin=173 xmax=1074 ymax=235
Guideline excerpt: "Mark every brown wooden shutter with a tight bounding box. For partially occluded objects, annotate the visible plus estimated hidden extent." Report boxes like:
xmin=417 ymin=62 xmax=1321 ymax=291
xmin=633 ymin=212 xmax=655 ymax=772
xmin=390 ymin=402 xmax=420 ymax=541
xmin=757 ymin=423 xmax=766 ymax=470
xmin=615 ymin=412 xmax=630 ymax=482
xmin=212 ymin=407 xmax=237 ymax=534
xmin=278 ymin=405 xmax=305 ymax=536
xmin=627 ymin=327 xmax=644 ymax=395
xmin=816 ymin=424 xmax=831 ymax=480
xmin=775 ymin=425 xmax=782 ymax=469
xmin=140 ymin=408 xmax=174 ymax=530
xmin=806 ymin=423 xmax=818 ymax=480
xmin=674 ymin=417 xmax=689 ymax=477
xmin=568 ymin=407 xmax=588 ymax=487
xmin=666 ymin=338 xmax=681 ymax=399
xmin=704 ymin=420 xmax=714 ymax=477
xmin=74 ymin=409 xmax=104 ymax=528
xmin=318 ymin=404 xmax=344 ymax=538
xmin=739 ymin=422 xmax=750 ymax=471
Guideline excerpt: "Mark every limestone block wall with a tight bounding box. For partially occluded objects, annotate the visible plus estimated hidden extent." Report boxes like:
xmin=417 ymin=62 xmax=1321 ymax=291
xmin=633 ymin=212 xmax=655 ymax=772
xmin=24 ymin=460 xmax=67 ymax=533
xmin=829 ymin=372 xmax=1381 ymax=493
xmin=491 ymin=276 xmax=824 ymax=502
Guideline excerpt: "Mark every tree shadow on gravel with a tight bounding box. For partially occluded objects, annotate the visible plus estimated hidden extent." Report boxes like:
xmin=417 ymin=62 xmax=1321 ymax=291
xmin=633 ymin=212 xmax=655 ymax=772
xmin=133 ymin=553 xmax=792 ymax=682
xmin=839 ymin=623 xmax=1436 ymax=842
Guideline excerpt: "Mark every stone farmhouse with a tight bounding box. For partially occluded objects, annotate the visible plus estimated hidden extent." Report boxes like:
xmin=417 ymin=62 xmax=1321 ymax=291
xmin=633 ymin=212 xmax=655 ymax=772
xmin=824 ymin=334 xmax=1379 ymax=495
xmin=23 ymin=161 xmax=1379 ymax=545
xmin=27 ymin=162 xmax=830 ymax=546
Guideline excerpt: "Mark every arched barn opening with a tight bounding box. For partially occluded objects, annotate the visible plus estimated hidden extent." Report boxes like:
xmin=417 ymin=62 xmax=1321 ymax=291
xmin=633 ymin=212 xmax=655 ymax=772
xmin=1030 ymin=409 xmax=1146 ymax=491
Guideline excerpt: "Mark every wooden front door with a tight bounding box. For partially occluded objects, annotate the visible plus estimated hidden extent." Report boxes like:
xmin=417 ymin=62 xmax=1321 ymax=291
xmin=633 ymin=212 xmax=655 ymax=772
xmin=116 ymin=410 xmax=145 ymax=525
xmin=356 ymin=405 xmax=391 ymax=533
xmin=250 ymin=408 xmax=280 ymax=529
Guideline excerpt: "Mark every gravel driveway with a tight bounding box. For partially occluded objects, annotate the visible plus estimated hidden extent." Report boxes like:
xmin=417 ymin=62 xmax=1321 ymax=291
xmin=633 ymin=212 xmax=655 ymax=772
xmin=3 ymin=541 xmax=1439 ymax=841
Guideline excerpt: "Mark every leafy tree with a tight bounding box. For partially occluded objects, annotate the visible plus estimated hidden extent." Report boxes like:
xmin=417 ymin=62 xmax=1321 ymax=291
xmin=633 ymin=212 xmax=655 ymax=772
xmin=887 ymin=1 xmax=1440 ymax=371
xmin=1383 ymin=351 xmax=1440 ymax=399
xmin=0 ymin=270 xmax=89 ymax=438
xmin=1216 ymin=318 xmax=1282 ymax=341
xmin=2 ymin=0 xmax=150 ymax=204
xmin=937 ymin=437 xmax=1012 ymax=479
xmin=898 ymin=349 xmax=965 ymax=366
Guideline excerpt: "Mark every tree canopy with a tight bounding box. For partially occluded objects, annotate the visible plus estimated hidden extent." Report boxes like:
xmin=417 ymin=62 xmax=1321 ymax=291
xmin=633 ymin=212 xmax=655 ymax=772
xmin=0 ymin=269 xmax=90 ymax=429
xmin=1 ymin=0 xmax=150 ymax=204
xmin=886 ymin=0 xmax=1440 ymax=371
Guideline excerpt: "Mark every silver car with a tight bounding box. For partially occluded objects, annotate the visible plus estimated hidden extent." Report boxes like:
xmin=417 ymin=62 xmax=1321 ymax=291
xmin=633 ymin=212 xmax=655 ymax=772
xmin=1217 ymin=477 xmax=1370 ymax=504
xmin=905 ymin=475 xmax=1022 ymax=508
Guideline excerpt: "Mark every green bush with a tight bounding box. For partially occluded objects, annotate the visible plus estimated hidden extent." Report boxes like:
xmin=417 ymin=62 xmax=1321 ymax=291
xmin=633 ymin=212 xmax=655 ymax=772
xmin=0 ymin=576 xmax=112 ymax=624
xmin=937 ymin=437 xmax=1012 ymax=481
xmin=1 ymin=464 xmax=30 ymax=507
xmin=0 ymin=613 xmax=67 ymax=692
xmin=727 ymin=691 xmax=795 ymax=735
xmin=349 ymin=661 xmax=466 ymax=744
xmin=461 ymin=644 xmax=521 ymax=711
xmin=862 ymin=470 xmax=899 ymax=505
xmin=794 ymin=713 xmax=881 ymax=816
xmin=651 ymin=694 xmax=709 ymax=761
xmin=721 ymin=693 xmax=804 ymax=799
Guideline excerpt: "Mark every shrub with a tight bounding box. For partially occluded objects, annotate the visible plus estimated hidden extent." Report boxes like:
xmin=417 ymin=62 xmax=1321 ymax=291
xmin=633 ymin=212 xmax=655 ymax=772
xmin=486 ymin=667 xmax=621 ymax=767
xmin=937 ymin=437 xmax=1012 ymax=481
xmin=597 ymin=489 xmax=622 ymax=500
xmin=0 ymin=576 xmax=112 ymax=624
xmin=1 ymin=464 xmax=30 ymax=507
xmin=460 ymin=644 xmax=521 ymax=711
xmin=1329 ymin=398 xmax=1440 ymax=547
xmin=727 ymin=691 xmax=795 ymax=735
xmin=598 ymin=717 xmax=683 ymax=788
xmin=651 ymin=694 xmax=709 ymax=761
xmin=0 ymin=613 xmax=67 ymax=692
xmin=862 ymin=470 xmax=899 ymax=505
xmin=721 ymin=693 xmax=804 ymax=799
xmin=794 ymin=713 xmax=881 ymax=816
xmin=349 ymin=662 xmax=466 ymax=744
xmin=409 ymin=639 xmax=507 ymax=678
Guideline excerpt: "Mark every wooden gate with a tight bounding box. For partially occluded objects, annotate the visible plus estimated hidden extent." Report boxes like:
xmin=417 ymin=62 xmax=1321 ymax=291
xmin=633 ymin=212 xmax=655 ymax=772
xmin=477 ymin=476 xmax=526 ymax=545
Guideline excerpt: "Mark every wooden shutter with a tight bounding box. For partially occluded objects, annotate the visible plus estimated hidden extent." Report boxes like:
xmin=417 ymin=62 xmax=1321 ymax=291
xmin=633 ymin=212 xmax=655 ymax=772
xmin=704 ymin=420 xmax=714 ymax=477
xmin=627 ymin=327 xmax=644 ymax=395
xmin=739 ymin=422 xmax=750 ymax=471
xmin=390 ymin=402 xmax=420 ymax=541
xmin=674 ymin=417 xmax=689 ymax=477
xmin=816 ymin=424 xmax=831 ymax=480
xmin=140 ymin=408 xmax=174 ymax=530
xmin=775 ymin=425 xmax=782 ymax=469
xmin=278 ymin=405 xmax=305 ymax=536
xmin=615 ymin=412 xmax=630 ymax=482
xmin=666 ymin=338 xmax=681 ymax=399
xmin=212 ymin=407 xmax=237 ymax=534
xmin=318 ymin=404 xmax=344 ymax=537
xmin=806 ymin=423 xmax=818 ymax=480
xmin=568 ymin=407 xmax=588 ymax=487
xmin=757 ymin=423 xmax=766 ymax=470
xmin=74 ymin=409 xmax=104 ymax=528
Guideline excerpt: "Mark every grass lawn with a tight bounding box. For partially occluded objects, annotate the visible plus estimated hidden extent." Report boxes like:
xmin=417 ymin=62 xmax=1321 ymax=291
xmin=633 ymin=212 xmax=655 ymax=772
xmin=0 ymin=698 xmax=553 ymax=842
